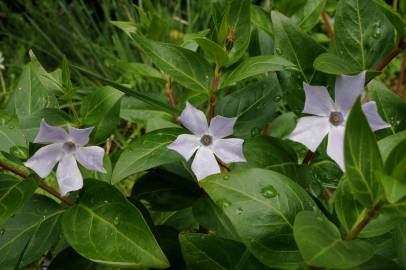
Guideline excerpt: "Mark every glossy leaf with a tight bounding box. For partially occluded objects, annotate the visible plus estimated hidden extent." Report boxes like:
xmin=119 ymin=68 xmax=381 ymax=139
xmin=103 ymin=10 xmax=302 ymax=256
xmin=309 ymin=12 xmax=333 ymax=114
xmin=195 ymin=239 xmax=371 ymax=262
xmin=292 ymin=0 xmax=327 ymax=32
xmin=81 ymin=86 xmax=124 ymax=143
xmin=0 ymin=174 xmax=37 ymax=225
xmin=62 ymin=179 xmax=169 ymax=269
xmin=344 ymin=98 xmax=383 ymax=208
xmin=216 ymin=75 xmax=282 ymax=138
xmin=314 ymin=53 xmax=359 ymax=75
xmin=195 ymin=37 xmax=228 ymax=65
xmin=201 ymin=168 xmax=315 ymax=268
xmin=192 ymin=197 xmax=240 ymax=241
xmin=271 ymin=11 xmax=325 ymax=82
xmin=395 ymin=222 xmax=406 ymax=268
xmin=335 ymin=0 xmax=396 ymax=70
xmin=179 ymin=233 xmax=269 ymax=270
xmin=131 ymin=32 xmax=211 ymax=93
xmin=219 ymin=55 xmax=296 ymax=88
xmin=294 ymin=211 xmax=374 ymax=268
xmin=112 ymin=128 xmax=183 ymax=183
xmin=0 ymin=195 xmax=64 ymax=269
xmin=250 ymin=5 xmax=272 ymax=36
xmin=378 ymin=130 xmax=406 ymax=162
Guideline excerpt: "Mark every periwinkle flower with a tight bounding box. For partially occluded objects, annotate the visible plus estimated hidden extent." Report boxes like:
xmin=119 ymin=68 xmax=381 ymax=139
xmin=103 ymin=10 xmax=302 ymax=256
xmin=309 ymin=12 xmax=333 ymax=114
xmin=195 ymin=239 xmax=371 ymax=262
xmin=288 ymin=71 xmax=390 ymax=171
xmin=167 ymin=102 xmax=246 ymax=180
xmin=24 ymin=119 xmax=106 ymax=195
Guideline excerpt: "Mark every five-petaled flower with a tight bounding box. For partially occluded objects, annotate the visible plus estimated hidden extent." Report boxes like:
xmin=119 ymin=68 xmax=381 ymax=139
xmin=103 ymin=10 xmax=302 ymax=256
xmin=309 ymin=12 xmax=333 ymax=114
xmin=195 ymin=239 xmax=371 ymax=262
xmin=167 ymin=102 xmax=246 ymax=180
xmin=24 ymin=119 xmax=106 ymax=195
xmin=288 ymin=71 xmax=390 ymax=171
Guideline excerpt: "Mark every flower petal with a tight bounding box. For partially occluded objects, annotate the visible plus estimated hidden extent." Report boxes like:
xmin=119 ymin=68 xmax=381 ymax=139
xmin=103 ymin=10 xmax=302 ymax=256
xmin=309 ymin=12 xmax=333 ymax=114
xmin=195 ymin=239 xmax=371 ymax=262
xmin=303 ymin=83 xmax=335 ymax=116
xmin=209 ymin=116 xmax=237 ymax=138
xmin=327 ymin=126 xmax=345 ymax=171
xmin=212 ymin=138 xmax=246 ymax=163
xmin=288 ymin=116 xmax=330 ymax=152
xmin=335 ymin=71 xmax=366 ymax=113
xmin=56 ymin=155 xmax=83 ymax=196
xmin=180 ymin=102 xmax=208 ymax=136
xmin=24 ymin=144 xmax=63 ymax=178
xmin=191 ymin=147 xmax=220 ymax=181
xmin=362 ymin=101 xmax=391 ymax=131
xmin=75 ymin=146 xmax=106 ymax=173
xmin=68 ymin=126 xmax=93 ymax=145
xmin=34 ymin=119 xmax=67 ymax=144
xmin=167 ymin=134 xmax=200 ymax=161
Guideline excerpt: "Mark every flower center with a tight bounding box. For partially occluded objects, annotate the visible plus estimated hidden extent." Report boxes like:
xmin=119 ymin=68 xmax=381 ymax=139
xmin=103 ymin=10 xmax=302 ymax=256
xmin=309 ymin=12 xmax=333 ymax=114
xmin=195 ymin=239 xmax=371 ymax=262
xmin=200 ymin=134 xmax=213 ymax=146
xmin=329 ymin=111 xmax=344 ymax=126
xmin=63 ymin=141 xmax=76 ymax=154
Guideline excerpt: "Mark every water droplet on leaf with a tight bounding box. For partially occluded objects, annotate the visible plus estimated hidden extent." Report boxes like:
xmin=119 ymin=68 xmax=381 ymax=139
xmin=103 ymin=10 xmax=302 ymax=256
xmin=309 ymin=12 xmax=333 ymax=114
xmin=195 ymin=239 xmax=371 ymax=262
xmin=273 ymin=96 xmax=281 ymax=102
xmin=251 ymin=127 xmax=261 ymax=137
xmin=113 ymin=216 xmax=120 ymax=225
xmin=261 ymin=185 xmax=278 ymax=199
xmin=223 ymin=175 xmax=230 ymax=181
xmin=235 ymin=208 xmax=243 ymax=215
xmin=217 ymin=199 xmax=231 ymax=208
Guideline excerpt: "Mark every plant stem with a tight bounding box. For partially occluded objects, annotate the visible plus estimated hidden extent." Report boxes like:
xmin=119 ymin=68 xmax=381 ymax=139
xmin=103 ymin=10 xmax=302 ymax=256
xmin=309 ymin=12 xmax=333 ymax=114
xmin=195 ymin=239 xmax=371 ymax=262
xmin=0 ymin=159 xmax=74 ymax=206
xmin=165 ymin=80 xmax=177 ymax=108
xmin=0 ymin=71 xmax=6 ymax=94
xmin=302 ymin=150 xmax=314 ymax=165
xmin=394 ymin=0 xmax=399 ymax=11
xmin=208 ymin=65 xmax=222 ymax=119
xmin=320 ymin=12 xmax=335 ymax=48
xmin=396 ymin=52 xmax=406 ymax=98
xmin=346 ymin=202 xmax=383 ymax=240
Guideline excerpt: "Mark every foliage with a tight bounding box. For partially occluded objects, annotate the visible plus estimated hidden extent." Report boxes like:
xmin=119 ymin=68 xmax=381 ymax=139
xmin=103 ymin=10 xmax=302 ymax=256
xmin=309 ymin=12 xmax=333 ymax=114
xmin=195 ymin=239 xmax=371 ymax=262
xmin=0 ymin=0 xmax=406 ymax=269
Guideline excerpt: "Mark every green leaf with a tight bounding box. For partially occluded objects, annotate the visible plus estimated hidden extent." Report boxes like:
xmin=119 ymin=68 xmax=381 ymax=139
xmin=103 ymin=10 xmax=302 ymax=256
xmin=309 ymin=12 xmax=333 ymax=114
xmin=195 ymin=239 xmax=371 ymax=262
xmin=195 ymin=37 xmax=228 ymax=65
xmin=267 ymin=112 xmax=297 ymax=139
xmin=374 ymin=0 xmax=406 ymax=40
xmin=80 ymin=86 xmax=124 ymax=143
xmin=378 ymin=130 xmax=406 ymax=162
xmin=292 ymin=0 xmax=327 ymax=32
xmin=201 ymin=168 xmax=315 ymax=268
xmin=0 ymin=195 xmax=64 ymax=269
xmin=72 ymin=65 xmax=179 ymax=115
xmin=62 ymin=179 xmax=169 ymax=269
xmin=344 ymin=98 xmax=384 ymax=208
xmin=111 ymin=20 xmax=138 ymax=35
xmin=334 ymin=178 xmax=365 ymax=234
xmin=394 ymin=222 xmax=406 ymax=268
xmin=271 ymin=11 xmax=325 ymax=82
xmin=7 ymin=58 xmax=58 ymax=132
xmin=179 ymin=233 xmax=269 ymax=270
xmin=131 ymin=169 xmax=200 ymax=211
xmin=216 ymin=75 xmax=282 ymax=138
xmin=0 ymin=125 xmax=27 ymax=153
xmin=130 ymin=32 xmax=211 ymax=93
xmin=314 ymin=53 xmax=359 ymax=75
xmin=49 ymin=247 xmax=118 ymax=270
xmin=112 ymin=128 xmax=183 ymax=184
xmin=368 ymin=80 xmax=406 ymax=133
xmin=192 ymin=197 xmax=240 ymax=241
xmin=334 ymin=0 xmax=396 ymax=70
xmin=226 ymin=0 xmax=251 ymax=65
xmin=0 ymin=175 xmax=37 ymax=225
xmin=250 ymin=5 xmax=272 ymax=36
xmin=115 ymin=62 xmax=165 ymax=81
xmin=294 ymin=211 xmax=374 ymax=268
xmin=219 ymin=55 xmax=296 ymax=88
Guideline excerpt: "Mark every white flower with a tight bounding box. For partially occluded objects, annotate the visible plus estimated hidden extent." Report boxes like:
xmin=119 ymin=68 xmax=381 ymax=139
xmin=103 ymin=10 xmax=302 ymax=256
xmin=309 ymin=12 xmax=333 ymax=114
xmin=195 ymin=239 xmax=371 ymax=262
xmin=24 ymin=119 xmax=106 ymax=195
xmin=0 ymin=51 xmax=4 ymax=70
xmin=288 ymin=71 xmax=390 ymax=171
xmin=167 ymin=102 xmax=246 ymax=180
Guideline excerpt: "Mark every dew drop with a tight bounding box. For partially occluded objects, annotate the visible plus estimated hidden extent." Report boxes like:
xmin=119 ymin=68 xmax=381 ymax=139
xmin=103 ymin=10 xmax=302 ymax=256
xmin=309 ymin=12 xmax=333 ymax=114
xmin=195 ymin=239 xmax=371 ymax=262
xmin=251 ymin=127 xmax=261 ymax=137
xmin=217 ymin=199 xmax=231 ymax=208
xmin=223 ymin=175 xmax=230 ymax=181
xmin=275 ymin=48 xmax=282 ymax=55
xmin=235 ymin=207 xmax=243 ymax=215
xmin=261 ymin=185 xmax=278 ymax=199
xmin=113 ymin=216 xmax=120 ymax=225
xmin=103 ymin=200 xmax=109 ymax=204
xmin=0 ymin=228 xmax=5 ymax=236
xmin=273 ymin=95 xmax=281 ymax=102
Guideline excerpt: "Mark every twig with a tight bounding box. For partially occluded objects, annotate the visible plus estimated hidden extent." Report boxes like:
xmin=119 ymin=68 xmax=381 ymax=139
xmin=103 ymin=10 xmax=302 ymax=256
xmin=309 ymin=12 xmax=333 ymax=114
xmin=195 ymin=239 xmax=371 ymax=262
xmin=0 ymin=160 xmax=74 ymax=206
xmin=208 ymin=65 xmax=222 ymax=119
xmin=375 ymin=48 xmax=402 ymax=73
xmin=320 ymin=12 xmax=335 ymax=47
xmin=165 ymin=81 xmax=177 ymax=108
xmin=396 ymin=52 xmax=406 ymax=98
xmin=346 ymin=202 xmax=383 ymax=240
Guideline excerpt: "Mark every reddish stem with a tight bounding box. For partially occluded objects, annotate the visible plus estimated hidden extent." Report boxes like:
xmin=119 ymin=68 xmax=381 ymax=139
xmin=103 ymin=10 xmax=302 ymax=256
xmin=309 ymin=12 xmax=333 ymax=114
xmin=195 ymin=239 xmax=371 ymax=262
xmin=321 ymin=12 xmax=335 ymax=47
